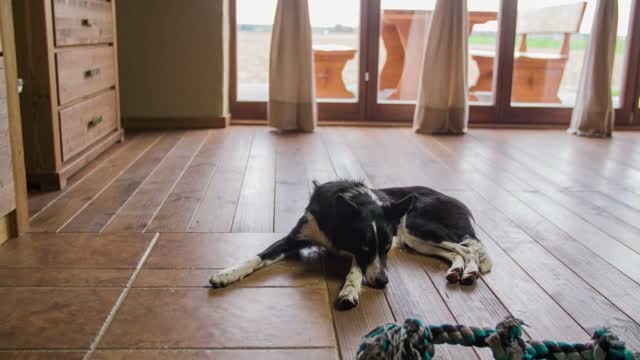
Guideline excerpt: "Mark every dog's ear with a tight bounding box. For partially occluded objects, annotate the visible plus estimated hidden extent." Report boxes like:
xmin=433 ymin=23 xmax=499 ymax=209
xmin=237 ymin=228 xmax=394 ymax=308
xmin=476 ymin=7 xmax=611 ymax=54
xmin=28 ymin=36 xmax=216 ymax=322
xmin=335 ymin=194 xmax=359 ymax=218
xmin=383 ymin=194 xmax=415 ymax=221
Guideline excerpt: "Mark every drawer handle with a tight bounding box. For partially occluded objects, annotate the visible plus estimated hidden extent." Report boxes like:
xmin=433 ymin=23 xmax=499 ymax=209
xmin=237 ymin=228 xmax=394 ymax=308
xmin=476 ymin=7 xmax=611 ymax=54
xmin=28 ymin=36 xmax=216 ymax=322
xmin=81 ymin=18 xmax=93 ymax=27
xmin=87 ymin=115 xmax=103 ymax=129
xmin=84 ymin=68 xmax=101 ymax=78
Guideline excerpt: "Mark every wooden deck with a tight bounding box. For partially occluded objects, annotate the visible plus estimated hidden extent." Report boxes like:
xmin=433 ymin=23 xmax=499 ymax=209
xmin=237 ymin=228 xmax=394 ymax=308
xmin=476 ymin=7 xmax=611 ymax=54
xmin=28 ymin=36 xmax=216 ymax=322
xmin=2 ymin=126 xmax=640 ymax=358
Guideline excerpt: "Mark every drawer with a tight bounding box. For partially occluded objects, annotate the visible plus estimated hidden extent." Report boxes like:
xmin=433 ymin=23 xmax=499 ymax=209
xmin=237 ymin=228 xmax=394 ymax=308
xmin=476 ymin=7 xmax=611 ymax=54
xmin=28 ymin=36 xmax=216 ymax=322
xmin=59 ymin=90 xmax=117 ymax=161
xmin=53 ymin=0 xmax=114 ymax=46
xmin=56 ymin=46 xmax=116 ymax=105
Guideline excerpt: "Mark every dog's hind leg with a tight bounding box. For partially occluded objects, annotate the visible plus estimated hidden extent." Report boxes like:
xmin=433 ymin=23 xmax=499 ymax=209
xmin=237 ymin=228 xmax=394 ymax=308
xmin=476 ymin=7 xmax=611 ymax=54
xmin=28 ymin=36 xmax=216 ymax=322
xmin=434 ymin=239 xmax=483 ymax=285
xmin=210 ymin=217 xmax=312 ymax=288
xmin=397 ymin=231 xmax=466 ymax=283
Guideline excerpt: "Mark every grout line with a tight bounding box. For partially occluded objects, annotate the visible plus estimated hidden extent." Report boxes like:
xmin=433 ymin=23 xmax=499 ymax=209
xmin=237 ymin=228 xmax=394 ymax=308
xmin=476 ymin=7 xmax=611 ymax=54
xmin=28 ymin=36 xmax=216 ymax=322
xmin=83 ymin=233 xmax=160 ymax=360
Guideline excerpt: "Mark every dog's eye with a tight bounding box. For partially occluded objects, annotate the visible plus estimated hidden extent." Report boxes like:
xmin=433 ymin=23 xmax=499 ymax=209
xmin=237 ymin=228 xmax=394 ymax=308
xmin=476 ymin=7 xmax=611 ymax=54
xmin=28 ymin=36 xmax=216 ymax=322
xmin=360 ymin=245 xmax=370 ymax=252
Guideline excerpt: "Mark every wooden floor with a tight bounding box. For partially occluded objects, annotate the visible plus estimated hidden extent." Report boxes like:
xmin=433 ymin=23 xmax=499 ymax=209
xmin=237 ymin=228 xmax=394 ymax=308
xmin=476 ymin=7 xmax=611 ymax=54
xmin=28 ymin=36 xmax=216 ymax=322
xmin=2 ymin=126 xmax=640 ymax=358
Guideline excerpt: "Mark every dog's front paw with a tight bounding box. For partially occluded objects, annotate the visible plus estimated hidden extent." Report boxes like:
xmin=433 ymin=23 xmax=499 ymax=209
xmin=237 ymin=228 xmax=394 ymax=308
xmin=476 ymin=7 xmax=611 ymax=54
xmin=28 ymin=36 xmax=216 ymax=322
xmin=209 ymin=269 xmax=237 ymax=288
xmin=335 ymin=290 xmax=359 ymax=310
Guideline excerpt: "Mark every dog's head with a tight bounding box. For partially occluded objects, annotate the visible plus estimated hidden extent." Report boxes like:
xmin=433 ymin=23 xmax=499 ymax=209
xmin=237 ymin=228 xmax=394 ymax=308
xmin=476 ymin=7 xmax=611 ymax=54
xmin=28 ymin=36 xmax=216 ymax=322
xmin=334 ymin=193 xmax=415 ymax=289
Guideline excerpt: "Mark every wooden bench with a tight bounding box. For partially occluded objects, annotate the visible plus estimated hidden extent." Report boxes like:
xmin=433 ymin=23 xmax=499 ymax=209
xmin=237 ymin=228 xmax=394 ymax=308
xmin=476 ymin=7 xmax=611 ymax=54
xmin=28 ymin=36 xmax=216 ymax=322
xmin=380 ymin=9 xmax=497 ymax=100
xmin=470 ymin=2 xmax=587 ymax=103
xmin=313 ymin=45 xmax=357 ymax=99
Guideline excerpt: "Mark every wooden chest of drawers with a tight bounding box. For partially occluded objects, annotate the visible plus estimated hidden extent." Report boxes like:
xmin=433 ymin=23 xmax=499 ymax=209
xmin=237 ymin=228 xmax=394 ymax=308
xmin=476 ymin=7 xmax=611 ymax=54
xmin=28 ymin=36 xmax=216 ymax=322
xmin=13 ymin=0 xmax=123 ymax=190
xmin=0 ymin=56 xmax=15 ymax=217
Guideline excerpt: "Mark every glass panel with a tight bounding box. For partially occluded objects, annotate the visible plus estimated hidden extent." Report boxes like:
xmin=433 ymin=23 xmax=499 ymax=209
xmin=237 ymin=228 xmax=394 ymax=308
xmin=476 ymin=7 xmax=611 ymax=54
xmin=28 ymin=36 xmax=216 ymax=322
xmin=612 ymin=0 xmax=631 ymax=107
xmin=236 ymin=0 xmax=360 ymax=102
xmin=309 ymin=0 xmax=360 ymax=102
xmin=377 ymin=0 xmax=499 ymax=104
xmin=510 ymin=0 xmax=631 ymax=107
xmin=468 ymin=0 xmax=500 ymax=105
xmin=236 ymin=0 xmax=277 ymax=101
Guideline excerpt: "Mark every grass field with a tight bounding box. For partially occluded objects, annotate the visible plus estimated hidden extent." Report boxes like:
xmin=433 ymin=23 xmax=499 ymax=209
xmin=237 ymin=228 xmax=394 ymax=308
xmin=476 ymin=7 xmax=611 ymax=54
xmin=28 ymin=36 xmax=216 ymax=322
xmin=469 ymin=34 xmax=627 ymax=53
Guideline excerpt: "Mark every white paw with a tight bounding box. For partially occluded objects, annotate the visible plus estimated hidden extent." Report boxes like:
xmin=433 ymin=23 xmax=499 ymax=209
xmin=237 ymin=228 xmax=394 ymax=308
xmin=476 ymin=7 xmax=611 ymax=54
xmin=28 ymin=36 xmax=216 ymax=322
xmin=335 ymin=287 xmax=359 ymax=310
xmin=460 ymin=259 xmax=479 ymax=285
xmin=446 ymin=255 xmax=465 ymax=283
xmin=209 ymin=268 xmax=241 ymax=288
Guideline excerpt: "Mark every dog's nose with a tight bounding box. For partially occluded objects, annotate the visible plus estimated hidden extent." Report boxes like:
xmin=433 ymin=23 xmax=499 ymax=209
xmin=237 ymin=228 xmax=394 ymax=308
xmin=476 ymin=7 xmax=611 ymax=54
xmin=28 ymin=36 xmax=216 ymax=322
xmin=370 ymin=273 xmax=389 ymax=289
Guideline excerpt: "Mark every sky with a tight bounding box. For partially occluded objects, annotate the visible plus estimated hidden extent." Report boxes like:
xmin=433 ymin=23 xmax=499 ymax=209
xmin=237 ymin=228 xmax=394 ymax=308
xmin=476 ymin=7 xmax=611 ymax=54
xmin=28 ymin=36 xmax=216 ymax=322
xmin=237 ymin=0 xmax=631 ymax=35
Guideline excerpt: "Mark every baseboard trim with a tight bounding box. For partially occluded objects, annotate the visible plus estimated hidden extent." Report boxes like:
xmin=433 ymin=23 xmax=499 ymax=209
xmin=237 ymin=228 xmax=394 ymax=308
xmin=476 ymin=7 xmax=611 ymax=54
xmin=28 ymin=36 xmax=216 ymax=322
xmin=0 ymin=211 xmax=16 ymax=245
xmin=123 ymin=115 xmax=231 ymax=129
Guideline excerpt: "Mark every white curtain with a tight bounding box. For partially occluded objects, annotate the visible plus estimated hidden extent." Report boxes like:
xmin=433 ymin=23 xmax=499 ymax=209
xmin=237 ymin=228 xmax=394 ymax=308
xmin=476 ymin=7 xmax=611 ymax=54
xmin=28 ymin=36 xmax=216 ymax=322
xmin=413 ymin=0 xmax=469 ymax=134
xmin=268 ymin=0 xmax=317 ymax=132
xmin=568 ymin=0 xmax=618 ymax=137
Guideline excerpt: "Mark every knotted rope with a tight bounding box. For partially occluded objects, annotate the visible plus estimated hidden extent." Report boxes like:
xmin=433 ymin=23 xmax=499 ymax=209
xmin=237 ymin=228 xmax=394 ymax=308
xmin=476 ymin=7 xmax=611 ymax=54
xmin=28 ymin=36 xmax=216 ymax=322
xmin=356 ymin=316 xmax=639 ymax=360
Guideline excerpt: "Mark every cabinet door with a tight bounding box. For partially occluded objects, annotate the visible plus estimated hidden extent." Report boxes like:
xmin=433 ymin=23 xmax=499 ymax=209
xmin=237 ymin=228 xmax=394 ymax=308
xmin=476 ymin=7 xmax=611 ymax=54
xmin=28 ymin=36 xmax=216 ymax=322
xmin=0 ymin=56 xmax=15 ymax=217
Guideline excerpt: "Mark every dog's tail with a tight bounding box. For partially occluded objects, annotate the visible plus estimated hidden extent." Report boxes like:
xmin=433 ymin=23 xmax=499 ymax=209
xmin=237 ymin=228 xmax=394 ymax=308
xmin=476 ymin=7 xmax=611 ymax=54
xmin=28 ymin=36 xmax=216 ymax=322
xmin=462 ymin=236 xmax=492 ymax=274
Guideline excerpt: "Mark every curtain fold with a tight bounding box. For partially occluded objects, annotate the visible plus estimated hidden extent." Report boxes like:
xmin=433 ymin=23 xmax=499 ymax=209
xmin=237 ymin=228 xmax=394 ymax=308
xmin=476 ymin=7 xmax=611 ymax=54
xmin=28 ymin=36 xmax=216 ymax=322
xmin=413 ymin=0 xmax=469 ymax=134
xmin=568 ymin=0 xmax=618 ymax=137
xmin=268 ymin=0 xmax=317 ymax=132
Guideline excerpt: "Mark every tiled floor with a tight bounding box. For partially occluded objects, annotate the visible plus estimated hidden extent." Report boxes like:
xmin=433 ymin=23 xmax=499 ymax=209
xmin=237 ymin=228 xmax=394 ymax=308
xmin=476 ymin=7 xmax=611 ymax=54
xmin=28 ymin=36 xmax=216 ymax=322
xmin=2 ymin=127 xmax=640 ymax=359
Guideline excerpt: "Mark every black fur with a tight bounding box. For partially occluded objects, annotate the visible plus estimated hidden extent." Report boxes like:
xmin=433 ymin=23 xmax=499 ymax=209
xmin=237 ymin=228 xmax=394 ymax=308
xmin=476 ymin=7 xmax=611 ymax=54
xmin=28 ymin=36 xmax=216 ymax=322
xmin=377 ymin=186 xmax=476 ymax=243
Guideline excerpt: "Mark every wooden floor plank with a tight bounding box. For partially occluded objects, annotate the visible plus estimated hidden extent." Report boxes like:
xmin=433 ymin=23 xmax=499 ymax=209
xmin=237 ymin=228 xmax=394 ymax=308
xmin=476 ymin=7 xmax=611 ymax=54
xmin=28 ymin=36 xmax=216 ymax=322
xmin=478 ymin=130 xmax=640 ymax=192
xmin=428 ymin=132 xmax=640 ymax=329
xmin=60 ymin=132 xmax=184 ymax=232
xmin=513 ymin=191 xmax=640 ymax=283
xmin=541 ymin=190 xmax=640 ymax=255
xmin=28 ymin=133 xmax=136 ymax=218
xmin=103 ymin=130 xmax=210 ymax=232
xmin=571 ymin=190 xmax=640 ymax=231
xmin=188 ymin=127 xmax=255 ymax=232
xmin=406 ymin=133 xmax=624 ymax=342
xmin=22 ymin=127 xmax=640 ymax=359
xmin=457 ymin=191 xmax=640 ymax=348
xmin=29 ymin=132 xmax=162 ymax=232
xmin=321 ymin=129 xmax=373 ymax=187
xmin=146 ymin=130 xmax=226 ymax=233
xmin=385 ymin=251 xmax=480 ymax=359
xmin=274 ymin=134 xmax=309 ymax=233
xmin=232 ymin=129 xmax=276 ymax=232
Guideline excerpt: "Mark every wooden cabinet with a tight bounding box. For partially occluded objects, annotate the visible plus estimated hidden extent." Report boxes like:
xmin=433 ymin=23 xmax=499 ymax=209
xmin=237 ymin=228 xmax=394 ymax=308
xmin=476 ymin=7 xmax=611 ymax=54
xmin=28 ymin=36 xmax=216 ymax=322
xmin=0 ymin=55 xmax=15 ymax=218
xmin=13 ymin=0 xmax=122 ymax=190
xmin=0 ymin=0 xmax=29 ymax=242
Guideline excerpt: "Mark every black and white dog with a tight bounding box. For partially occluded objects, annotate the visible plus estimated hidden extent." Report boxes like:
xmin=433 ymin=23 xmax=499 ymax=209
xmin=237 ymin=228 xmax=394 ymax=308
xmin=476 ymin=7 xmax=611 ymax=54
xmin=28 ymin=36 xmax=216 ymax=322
xmin=210 ymin=180 xmax=492 ymax=309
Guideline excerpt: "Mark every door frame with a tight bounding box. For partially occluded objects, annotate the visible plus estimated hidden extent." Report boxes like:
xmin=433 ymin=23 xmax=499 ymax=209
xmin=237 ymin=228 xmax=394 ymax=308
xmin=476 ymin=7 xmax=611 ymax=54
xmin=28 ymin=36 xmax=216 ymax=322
xmin=230 ymin=0 xmax=640 ymax=127
xmin=230 ymin=0 xmax=371 ymax=121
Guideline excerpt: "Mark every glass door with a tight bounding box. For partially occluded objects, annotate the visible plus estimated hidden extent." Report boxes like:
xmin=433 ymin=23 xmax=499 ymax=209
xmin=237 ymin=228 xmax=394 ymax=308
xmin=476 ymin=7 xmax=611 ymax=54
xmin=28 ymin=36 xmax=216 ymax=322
xmin=365 ymin=0 xmax=502 ymax=122
xmin=231 ymin=0 xmax=367 ymax=121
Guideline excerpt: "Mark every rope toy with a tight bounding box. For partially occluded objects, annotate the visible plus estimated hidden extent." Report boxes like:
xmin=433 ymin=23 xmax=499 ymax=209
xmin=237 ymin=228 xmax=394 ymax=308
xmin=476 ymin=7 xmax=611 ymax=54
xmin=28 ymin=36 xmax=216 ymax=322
xmin=356 ymin=316 xmax=639 ymax=360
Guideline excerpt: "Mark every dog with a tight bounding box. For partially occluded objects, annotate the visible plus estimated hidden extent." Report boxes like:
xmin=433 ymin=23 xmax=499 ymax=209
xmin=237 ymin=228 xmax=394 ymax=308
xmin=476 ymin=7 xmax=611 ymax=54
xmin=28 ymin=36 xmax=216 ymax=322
xmin=209 ymin=180 xmax=492 ymax=309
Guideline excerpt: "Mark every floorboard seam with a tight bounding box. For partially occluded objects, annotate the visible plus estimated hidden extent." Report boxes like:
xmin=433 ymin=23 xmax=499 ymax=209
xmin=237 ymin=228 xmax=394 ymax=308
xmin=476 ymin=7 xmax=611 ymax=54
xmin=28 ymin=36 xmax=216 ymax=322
xmin=142 ymin=131 xmax=212 ymax=233
xmin=53 ymin=134 xmax=166 ymax=233
xmin=100 ymin=131 xmax=187 ymax=232
xmin=83 ymin=233 xmax=160 ymax=360
xmin=28 ymin=134 xmax=135 ymax=222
